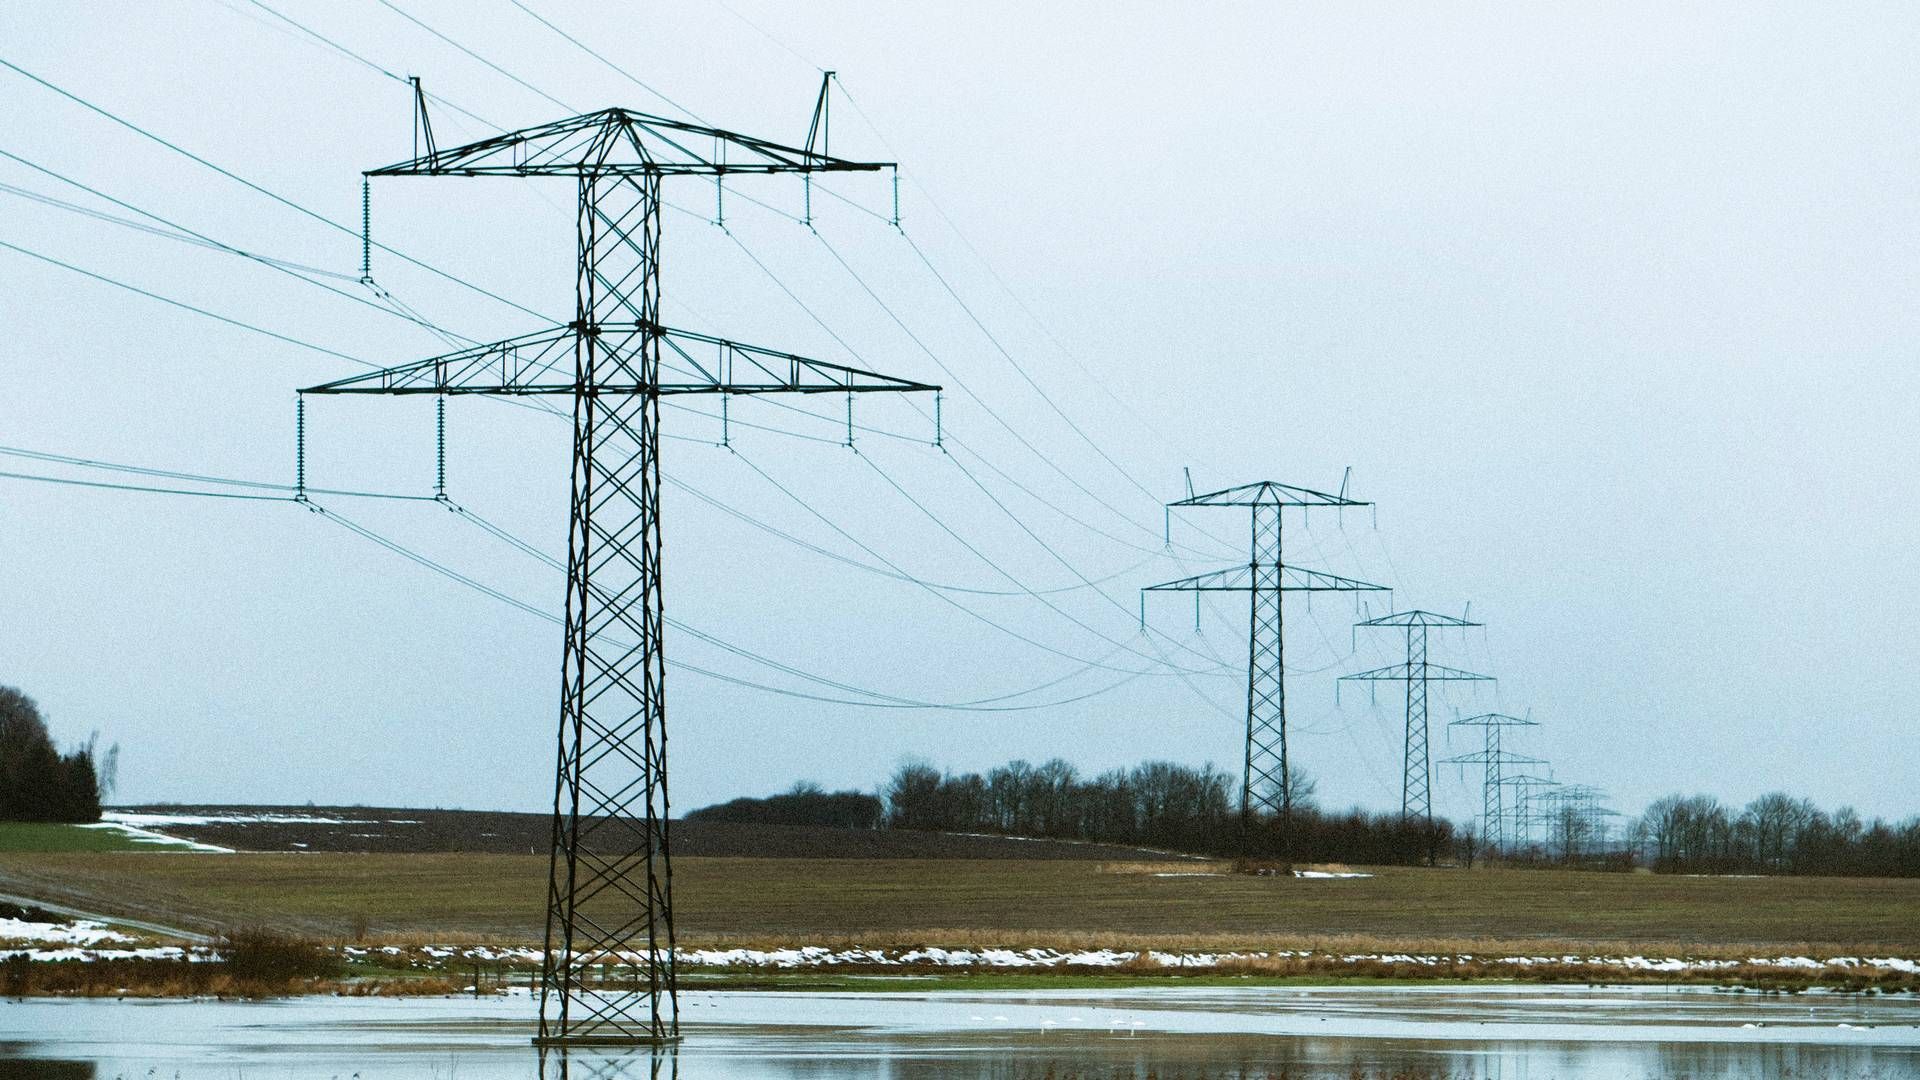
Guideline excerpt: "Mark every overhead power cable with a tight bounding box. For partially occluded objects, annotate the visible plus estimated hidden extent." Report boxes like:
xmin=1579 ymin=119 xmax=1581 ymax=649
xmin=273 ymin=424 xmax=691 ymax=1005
xmin=241 ymin=0 xmax=505 ymax=131
xmin=729 ymin=450 xmax=1179 ymax=678
xmin=0 ymin=443 xmax=435 ymax=502
xmin=5 ymin=437 xmax=1141 ymax=711
xmin=0 ymin=149 xmax=474 ymax=341
xmin=854 ymin=449 xmax=1229 ymax=677
xmin=441 ymin=499 xmax=1135 ymax=709
xmin=805 ymin=226 xmax=1235 ymax=559
xmin=0 ymin=469 xmax=293 ymax=502
xmin=0 ymin=56 xmax=548 ymax=322
xmin=0 ymin=179 xmax=350 ymax=281
xmin=0 ymin=238 xmax=370 ymax=366
xmin=833 ymin=74 xmax=1229 ymax=517
xmin=663 ymin=473 xmax=1158 ymax=597
xmin=505 ymin=0 xmax=707 ymax=122
xmin=372 ymin=0 xmax=573 ymax=114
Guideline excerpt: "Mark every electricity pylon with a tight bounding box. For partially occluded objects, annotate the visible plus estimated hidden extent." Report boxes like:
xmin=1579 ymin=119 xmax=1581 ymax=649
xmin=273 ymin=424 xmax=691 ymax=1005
xmin=1442 ymin=713 xmax=1539 ymax=853
xmin=1142 ymin=481 xmax=1384 ymax=844
xmin=1532 ymin=783 xmax=1618 ymax=860
xmin=1502 ymin=772 xmax=1558 ymax=850
xmin=300 ymin=95 xmax=936 ymax=1045
xmin=1341 ymin=611 xmax=1490 ymax=829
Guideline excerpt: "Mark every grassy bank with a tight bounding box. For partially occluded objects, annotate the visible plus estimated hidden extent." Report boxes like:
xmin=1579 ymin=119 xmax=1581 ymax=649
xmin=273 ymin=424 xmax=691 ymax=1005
xmin=4 ymin=853 xmax=1919 ymax=958
xmin=0 ymin=822 xmax=155 ymax=853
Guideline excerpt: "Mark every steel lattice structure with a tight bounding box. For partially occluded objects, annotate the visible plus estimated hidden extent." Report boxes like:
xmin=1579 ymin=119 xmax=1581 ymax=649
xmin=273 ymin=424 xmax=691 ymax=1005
xmin=1441 ymin=713 xmax=1540 ymax=852
xmin=1341 ymin=611 xmax=1489 ymax=828
xmin=301 ymin=103 xmax=935 ymax=1045
xmin=1143 ymin=481 xmax=1383 ymax=840
xmin=1501 ymin=773 xmax=1559 ymax=850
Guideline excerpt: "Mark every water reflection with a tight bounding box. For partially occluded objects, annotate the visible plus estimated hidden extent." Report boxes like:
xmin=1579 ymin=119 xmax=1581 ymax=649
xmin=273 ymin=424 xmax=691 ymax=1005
xmin=4 ymin=987 xmax=1917 ymax=1080
xmin=540 ymin=1045 xmax=676 ymax=1080
xmin=527 ymin=1031 xmax=1920 ymax=1080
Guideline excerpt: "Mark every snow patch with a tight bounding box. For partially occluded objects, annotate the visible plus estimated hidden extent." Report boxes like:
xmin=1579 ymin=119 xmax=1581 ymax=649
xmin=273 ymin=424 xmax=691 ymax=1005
xmin=0 ymin=918 xmax=132 ymax=947
xmin=77 ymin=821 xmax=233 ymax=853
xmin=104 ymin=811 xmax=378 ymax=827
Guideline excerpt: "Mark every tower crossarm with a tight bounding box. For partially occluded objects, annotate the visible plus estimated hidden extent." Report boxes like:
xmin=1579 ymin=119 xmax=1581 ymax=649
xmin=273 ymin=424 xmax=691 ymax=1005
xmin=1144 ymin=564 xmax=1388 ymax=593
xmin=1339 ymin=662 xmax=1493 ymax=682
xmin=1175 ymin=479 xmax=1368 ymax=508
xmin=299 ymin=324 xmax=938 ymax=397
xmin=366 ymin=106 xmax=891 ymax=178
xmin=1356 ymin=609 xmax=1481 ymax=628
xmin=1440 ymin=750 xmax=1544 ymax=766
xmin=1450 ymin=712 xmax=1538 ymax=728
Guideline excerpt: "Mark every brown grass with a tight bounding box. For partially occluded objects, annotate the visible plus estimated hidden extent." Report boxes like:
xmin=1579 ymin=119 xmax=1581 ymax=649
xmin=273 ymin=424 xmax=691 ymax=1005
xmin=4 ymin=852 xmax=1918 ymax=961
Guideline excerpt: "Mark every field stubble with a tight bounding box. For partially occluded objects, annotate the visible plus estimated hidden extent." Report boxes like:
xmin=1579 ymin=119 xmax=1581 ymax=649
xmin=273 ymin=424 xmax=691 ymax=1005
xmin=2 ymin=853 xmax=1917 ymax=961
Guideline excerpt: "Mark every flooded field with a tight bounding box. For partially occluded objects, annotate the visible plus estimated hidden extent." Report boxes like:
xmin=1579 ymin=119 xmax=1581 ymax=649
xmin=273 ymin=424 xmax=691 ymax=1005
xmin=6 ymin=984 xmax=1920 ymax=1079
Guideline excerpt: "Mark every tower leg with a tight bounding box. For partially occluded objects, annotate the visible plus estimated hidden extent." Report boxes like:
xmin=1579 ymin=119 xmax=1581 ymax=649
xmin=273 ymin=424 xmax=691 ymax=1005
xmin=539 ymin=172 xmax=678 ymax=1045
xmin=1484 ymin=723 xmax=1501 ymax=854
xmin=1401 ymin=625 xmax=1431 ymax=825
xmin=1244 ymin=502 xmax=1286 ymax=856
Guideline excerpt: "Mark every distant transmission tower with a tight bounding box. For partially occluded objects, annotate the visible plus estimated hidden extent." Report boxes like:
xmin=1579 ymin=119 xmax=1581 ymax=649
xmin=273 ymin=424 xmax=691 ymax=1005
xmin=1341 ymin=611 xmax=1490 ymax=828
xmin=300 ymin=87 xmax=936 ymax=1044
xmin=1533 ymin=783 xmax=1619 ymax=860
xmin=1143 ymin=481 xmax=1384 ymax=844
xmin=1502 ymin=772 xmax=1558 ymax=850
xmin=1441 ymin=713 xmax=1539 ymax=853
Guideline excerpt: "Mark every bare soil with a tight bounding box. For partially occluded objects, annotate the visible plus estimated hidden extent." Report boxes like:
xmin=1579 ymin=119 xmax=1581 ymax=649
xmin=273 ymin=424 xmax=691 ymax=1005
xmin=108 ymin=804 xmax=1191 ymax=860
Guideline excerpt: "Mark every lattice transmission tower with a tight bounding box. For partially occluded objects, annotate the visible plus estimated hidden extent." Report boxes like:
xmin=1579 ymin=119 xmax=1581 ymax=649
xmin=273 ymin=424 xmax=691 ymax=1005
xmin=1441 ymin=713 xmax=1539 ymax=853
xmin=299 ymin=90 xmax=936 ymax=1045
xmin=1142 ymin=481 xmax=1384 ymax=843
xmin=1341 ymin=611 xmax=1490 ymax=828
xmin=1502 ymin=772 xmax=1559 ymax=850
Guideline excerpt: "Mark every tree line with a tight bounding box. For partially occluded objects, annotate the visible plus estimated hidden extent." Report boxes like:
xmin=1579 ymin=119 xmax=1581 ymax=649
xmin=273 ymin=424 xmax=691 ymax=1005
xmin=684 ymin=781 xmax=882 ymax=829
xmin=1630 ymin=792 xmax=1920 ymax=878
xmin=882 ymin=757 xmax=1454 ymax=865
xmin=688 ymin=760 xmax=1920 ymax=879
xmin=0 ymin=687 xmax=111 ymax=823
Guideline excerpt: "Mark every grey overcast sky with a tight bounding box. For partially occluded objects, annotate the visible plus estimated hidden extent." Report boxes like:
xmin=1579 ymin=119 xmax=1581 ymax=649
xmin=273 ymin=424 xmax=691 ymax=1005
xmin=2 ymin=2 xmax=1915 ymax=822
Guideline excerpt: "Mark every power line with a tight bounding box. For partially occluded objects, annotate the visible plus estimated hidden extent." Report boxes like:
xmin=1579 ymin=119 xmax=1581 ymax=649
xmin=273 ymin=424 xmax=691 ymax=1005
xmin=664 ymin=471 xmax=1158 ymax=598
xmin=0 ymin=55 xmax=549 ymax=322
xmin=0 ymin=178 xmax=351 ymax=281
xmin=441 ymin=498 xmax=1140 ymax=710
xmin=372 ymin=0 xmax=573 ymax=113
xmin=807 ymin=225 xmax=1202 ymax=556
xmin=0 ymin=237 xmax=370 ymax=365
xmin=0 ymin=148 xmax=473 ymax=340
xmin=854 ymin=449 xmax=1227 ymax=677
xmin=729 ymin=449 xmax=1176 ymax=677
xmin=239 ymin=0 xmax=504 ymax=131
xmin=0 ymin=443 xmax=436 ymax=502
xmin=505 ymin=0 xmax=707 ymax=122
xmin=834 ymin=74 xmax=1225 ymax=506
xmin=0 ymin=468 xmax=293 ymax=502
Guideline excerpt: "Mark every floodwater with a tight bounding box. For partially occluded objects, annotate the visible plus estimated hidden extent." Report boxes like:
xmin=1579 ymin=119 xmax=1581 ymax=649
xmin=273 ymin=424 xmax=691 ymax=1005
xmin=6 ymin=984 xmax=1920 ymax=1079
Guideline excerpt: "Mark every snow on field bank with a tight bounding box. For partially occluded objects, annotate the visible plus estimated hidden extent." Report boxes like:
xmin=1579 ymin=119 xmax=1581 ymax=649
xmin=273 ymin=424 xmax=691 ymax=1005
xmin=103 ymin=812 xmax=395 ymax=827
xmin=1149 ymin=870 xmax=1375 ymax=880
xmin=337 ymin=943 xmax=1920 ymax=976
xmin=78 ymin=813 xmax=245 ymax=852
xmin=0 ymin=917 xmax=132 ymax=947
xmin=5 ymin=923 xmax=1916 ymax=978
xmin=0 ymin=915 xmax=213 ymax=963
xmin=79 ymin=810 xmax=432 ymax=853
